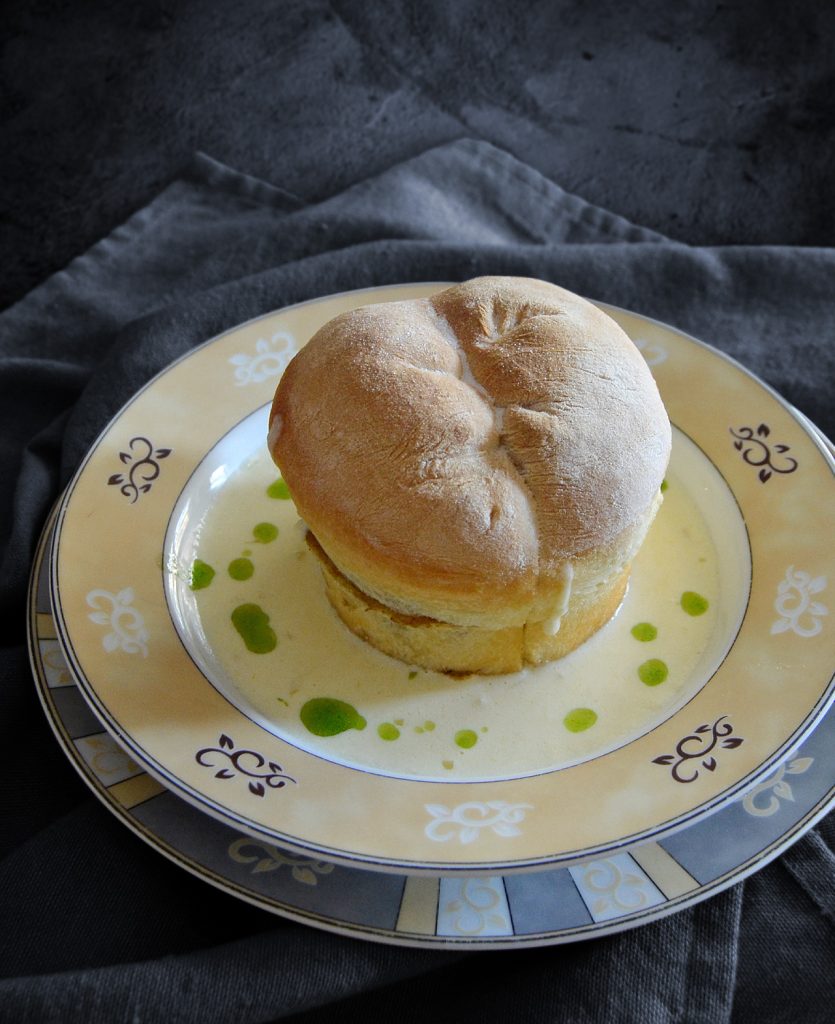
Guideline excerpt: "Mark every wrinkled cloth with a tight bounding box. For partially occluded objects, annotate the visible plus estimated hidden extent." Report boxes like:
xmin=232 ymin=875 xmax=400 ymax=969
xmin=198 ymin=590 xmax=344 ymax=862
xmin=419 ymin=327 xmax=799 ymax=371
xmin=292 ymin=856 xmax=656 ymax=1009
xmin=0 ymin=139 xmax=832 ymax=1023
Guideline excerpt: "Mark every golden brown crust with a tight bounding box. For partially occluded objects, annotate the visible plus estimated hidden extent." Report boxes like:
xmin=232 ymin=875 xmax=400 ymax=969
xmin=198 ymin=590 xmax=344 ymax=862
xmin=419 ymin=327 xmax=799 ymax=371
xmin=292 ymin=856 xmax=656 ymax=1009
xmin=308 ymin=531 xmax=631 ymax=675
xmin=269 ymin=277 xmax=670 ymax=633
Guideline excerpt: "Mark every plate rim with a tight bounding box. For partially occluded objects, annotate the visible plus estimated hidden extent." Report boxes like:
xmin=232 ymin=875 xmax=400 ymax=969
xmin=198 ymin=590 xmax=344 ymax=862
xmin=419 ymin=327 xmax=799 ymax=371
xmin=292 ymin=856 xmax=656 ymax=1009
xmin=47 ymin=282 xmax=835 ymax=874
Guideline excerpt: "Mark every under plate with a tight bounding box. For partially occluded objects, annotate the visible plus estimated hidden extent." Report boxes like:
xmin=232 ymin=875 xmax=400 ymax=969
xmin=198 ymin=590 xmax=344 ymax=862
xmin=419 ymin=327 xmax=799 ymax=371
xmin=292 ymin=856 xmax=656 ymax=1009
xmin=31 ymin=504 xmax=835 ymax=947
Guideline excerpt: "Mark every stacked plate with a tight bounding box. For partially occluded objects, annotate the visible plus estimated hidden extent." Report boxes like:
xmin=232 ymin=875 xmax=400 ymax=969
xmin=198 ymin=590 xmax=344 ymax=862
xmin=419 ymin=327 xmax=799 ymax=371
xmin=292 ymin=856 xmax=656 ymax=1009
xmin=29 ymin=284 xmax=835 ymax=948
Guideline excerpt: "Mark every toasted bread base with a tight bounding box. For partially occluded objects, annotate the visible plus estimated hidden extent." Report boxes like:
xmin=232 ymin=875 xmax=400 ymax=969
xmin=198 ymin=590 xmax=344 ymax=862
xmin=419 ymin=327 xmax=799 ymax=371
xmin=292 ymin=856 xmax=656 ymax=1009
xmin=307 ymin=533 xmax=629 ymax=675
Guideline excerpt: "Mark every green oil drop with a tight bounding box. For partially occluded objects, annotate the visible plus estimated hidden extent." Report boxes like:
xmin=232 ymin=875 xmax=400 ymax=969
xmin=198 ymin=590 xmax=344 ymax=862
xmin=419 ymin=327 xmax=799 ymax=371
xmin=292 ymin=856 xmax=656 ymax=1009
xmin=638 ymin=659 xmax=669 ymax=686
xmin=228 ymin=557 xmax=254 ymax=581
xmin=267 ymin=478 xmax=291 ymax=500
xmin=563 ymin=708 xmax=598 ymax=733
xmin=300 ymin=698 xmax=366 ymax=737
xmin=252 ymin=522 xmax=278 ymax=544
xmin=455 ymin=729 xmax=478 ymax=749
xmin=660 ymin=479 xmax=669 ymax=493
xmin=231 ymin=603 xmax=277 ymax=654
xmin=378 ymin=722 xmax=400 ymax=741
xmin=423 ymin=721 xmax=436 ymax=732
xmin=681 ymin=591 xmax=709 ymax=616
xmin=190 ymin=559 xmax=215 ymax=590
xmin=407 ymin=670 xmax=418 ymax=680
xmin=631 ymin=622 xmax=658 ymax=642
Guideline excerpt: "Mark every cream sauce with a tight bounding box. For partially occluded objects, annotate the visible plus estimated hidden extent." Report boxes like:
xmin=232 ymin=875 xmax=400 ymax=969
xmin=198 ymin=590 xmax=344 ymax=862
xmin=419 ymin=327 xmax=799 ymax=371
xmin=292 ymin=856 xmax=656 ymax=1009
xmin=173 ymin=428 xmax=742 ymax=783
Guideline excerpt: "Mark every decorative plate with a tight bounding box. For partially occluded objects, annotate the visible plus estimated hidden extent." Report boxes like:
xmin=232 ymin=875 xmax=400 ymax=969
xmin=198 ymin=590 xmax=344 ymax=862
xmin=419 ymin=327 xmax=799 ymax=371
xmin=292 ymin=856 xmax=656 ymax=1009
xmin=30 ymin=505 xmax=835 ymax=947
xmin=49 ymin=284 xmax=835 ymax=874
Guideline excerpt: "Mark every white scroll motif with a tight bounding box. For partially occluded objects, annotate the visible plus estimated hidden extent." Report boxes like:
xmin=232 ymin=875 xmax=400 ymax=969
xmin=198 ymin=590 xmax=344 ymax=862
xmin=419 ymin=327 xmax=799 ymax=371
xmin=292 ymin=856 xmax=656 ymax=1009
xmin=86 ymin=588 xmax=149 ymax=657
xmin=229 ymin=331 xmax=295 ymax=386
xmin=770 ymin=567 xmax=828 ymax=638
xmin=437 ymin=877 xmax=512 ymax=936
xmin=424 ymin=801 xmax=532 ymax=844
xmin=569 ymin=854 xmax=665 ymax=922
xmin=742 ymin=757 xmax=814 ymax=817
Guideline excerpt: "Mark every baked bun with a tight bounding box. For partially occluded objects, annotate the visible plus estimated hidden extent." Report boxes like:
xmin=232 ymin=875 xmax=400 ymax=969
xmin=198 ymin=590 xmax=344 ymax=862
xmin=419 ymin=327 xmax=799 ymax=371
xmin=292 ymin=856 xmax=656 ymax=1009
xmin=268 ymin=277 xmax=671 ymax=674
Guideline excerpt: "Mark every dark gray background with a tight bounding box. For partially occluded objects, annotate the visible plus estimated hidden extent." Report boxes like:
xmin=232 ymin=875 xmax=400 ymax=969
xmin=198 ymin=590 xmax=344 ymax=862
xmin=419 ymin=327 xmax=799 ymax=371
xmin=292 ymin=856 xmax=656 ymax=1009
xmin=2 ymin=3 xmax=834 ymax=1022
xmin=3 ymin=0 xmax=834 ymax=311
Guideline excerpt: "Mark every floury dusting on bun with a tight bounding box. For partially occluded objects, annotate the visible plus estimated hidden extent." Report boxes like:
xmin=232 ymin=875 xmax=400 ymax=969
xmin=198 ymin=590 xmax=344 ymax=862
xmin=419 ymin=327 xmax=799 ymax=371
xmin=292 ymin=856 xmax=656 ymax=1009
xmin=268 ymin=277 xmax=671 ymax=675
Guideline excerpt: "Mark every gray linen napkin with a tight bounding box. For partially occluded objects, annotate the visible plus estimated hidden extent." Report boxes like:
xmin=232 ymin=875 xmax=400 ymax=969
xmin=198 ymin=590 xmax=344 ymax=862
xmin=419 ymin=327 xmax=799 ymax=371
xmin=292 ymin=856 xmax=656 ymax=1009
xmin=0 ymin=139 xmax=832 ymax=1023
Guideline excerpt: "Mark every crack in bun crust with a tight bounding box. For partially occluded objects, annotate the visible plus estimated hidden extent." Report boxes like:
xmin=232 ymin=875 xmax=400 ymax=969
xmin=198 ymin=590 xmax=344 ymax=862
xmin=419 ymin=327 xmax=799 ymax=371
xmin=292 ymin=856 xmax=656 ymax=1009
xmin=269 ymin=277 xmax=671 ymax=672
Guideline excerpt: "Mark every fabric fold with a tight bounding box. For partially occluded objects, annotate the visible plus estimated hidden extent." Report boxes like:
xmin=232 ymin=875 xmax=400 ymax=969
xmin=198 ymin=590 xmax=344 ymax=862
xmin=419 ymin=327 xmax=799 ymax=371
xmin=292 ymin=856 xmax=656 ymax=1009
xmin=1 ymin=137 xmax=831 ymax=1024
